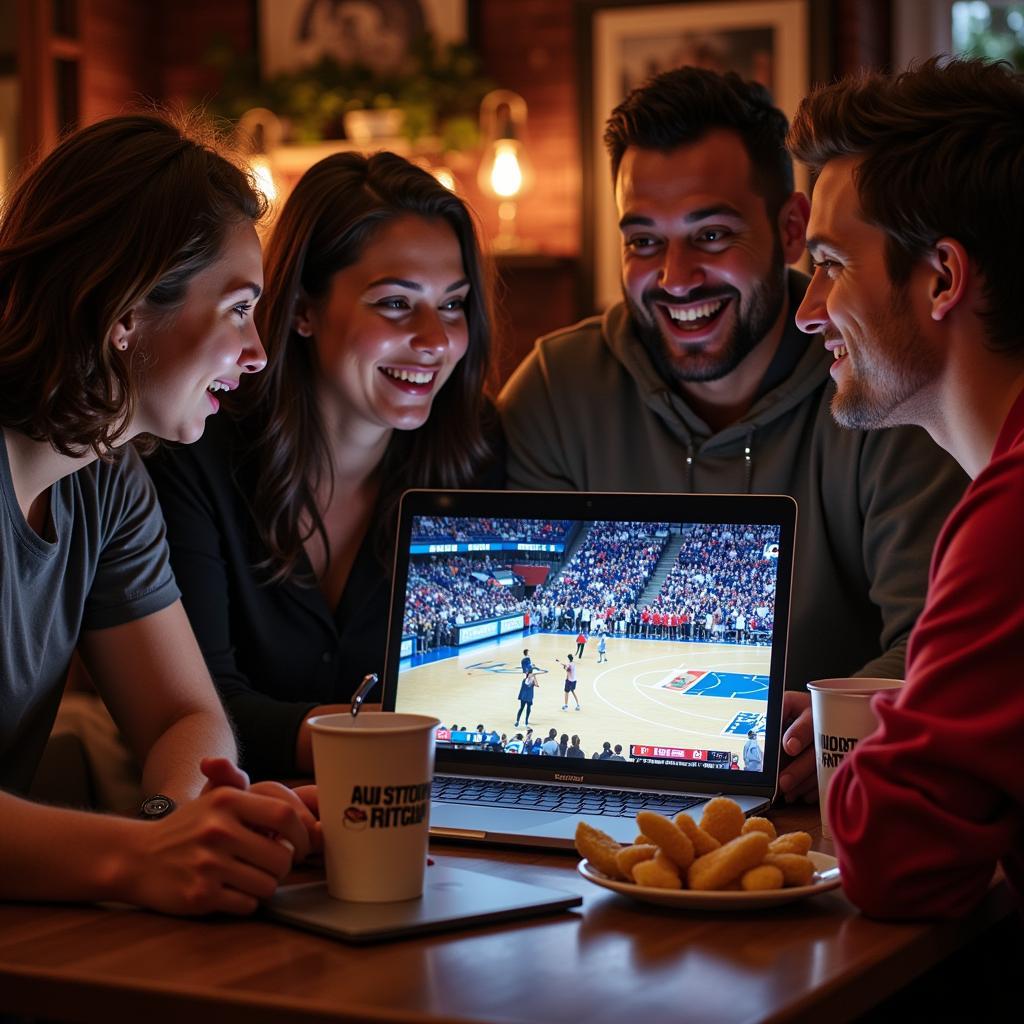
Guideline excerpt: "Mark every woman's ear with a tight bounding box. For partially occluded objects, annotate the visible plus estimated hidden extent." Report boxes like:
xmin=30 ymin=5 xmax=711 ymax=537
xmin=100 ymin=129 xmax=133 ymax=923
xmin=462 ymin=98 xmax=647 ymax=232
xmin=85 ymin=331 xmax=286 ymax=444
xmin=108 ymin=308 xmax=138 ymax=353
xmin=293 ymin=292 xmax=314 ymax=338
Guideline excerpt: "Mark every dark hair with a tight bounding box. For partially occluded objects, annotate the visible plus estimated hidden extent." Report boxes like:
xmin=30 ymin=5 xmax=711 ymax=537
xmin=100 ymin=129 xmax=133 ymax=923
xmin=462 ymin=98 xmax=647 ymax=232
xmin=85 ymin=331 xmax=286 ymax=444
xmin=603 ymin=66 xmax=794 ymax=217
xmin=788 ymin=57 xmax=1024 ymax=353
xmin=0 ymin=112 xmax=266 ymax=457
xmin=249 ymin=151 xmax=494 ymax=581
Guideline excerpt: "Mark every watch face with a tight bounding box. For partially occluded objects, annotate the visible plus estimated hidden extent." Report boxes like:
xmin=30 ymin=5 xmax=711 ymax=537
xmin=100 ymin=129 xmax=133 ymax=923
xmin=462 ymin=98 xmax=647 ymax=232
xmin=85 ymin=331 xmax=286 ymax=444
xmin=140 ymin=795 xmax=175 ymax=819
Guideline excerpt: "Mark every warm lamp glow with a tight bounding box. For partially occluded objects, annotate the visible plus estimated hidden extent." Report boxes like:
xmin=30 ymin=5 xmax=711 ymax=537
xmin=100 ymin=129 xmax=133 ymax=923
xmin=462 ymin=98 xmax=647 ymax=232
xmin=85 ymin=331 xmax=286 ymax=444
xmin=249 ymin=155 xmax=278 ymax=203
xmin=477 ymin=90 xmax=534 ymax=251
xmin=432 ymin=166 xmax=457 ymax=192
xmin=489 ymin=140 xmax=524 ymax=198
xmin=238 ymin=107 xmax=284 ymax=211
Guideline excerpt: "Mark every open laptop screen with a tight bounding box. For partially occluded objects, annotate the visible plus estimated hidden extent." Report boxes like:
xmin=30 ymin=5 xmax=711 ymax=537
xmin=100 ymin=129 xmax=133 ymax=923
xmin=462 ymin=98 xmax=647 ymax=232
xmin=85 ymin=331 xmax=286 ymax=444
xmin=384 ymin=491 xmax=795 ymax=794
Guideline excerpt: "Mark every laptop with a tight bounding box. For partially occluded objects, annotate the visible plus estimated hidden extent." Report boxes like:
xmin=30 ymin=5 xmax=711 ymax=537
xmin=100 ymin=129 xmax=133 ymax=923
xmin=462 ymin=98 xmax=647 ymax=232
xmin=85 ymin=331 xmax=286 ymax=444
xmin=381 ymin=490 xmax=796 ymax=850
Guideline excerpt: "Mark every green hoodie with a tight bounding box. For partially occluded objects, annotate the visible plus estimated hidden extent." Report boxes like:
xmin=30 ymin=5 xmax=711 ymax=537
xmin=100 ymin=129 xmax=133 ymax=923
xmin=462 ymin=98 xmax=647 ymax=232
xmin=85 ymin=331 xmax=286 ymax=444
xmin=498 ymin=273 xmax=967 ymax=690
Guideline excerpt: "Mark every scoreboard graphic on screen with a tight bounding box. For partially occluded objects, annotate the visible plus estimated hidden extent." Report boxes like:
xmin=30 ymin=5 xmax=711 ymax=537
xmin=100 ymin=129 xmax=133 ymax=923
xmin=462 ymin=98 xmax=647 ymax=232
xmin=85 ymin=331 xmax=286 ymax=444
xmin=630 ymin=744 xmax=731 ymax=769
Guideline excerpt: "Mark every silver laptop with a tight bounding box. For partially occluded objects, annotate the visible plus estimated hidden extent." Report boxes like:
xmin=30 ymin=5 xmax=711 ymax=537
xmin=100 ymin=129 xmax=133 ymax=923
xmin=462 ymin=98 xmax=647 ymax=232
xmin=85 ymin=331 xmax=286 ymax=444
xmin=382 ymin=490 xmax=796 ymax=849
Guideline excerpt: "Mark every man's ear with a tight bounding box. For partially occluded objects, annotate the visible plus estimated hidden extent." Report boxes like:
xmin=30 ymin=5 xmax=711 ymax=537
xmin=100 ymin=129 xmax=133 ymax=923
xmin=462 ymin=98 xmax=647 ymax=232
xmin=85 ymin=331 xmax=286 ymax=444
xmin=108 ymin=308 xmax=138 ymax=353
xmin=926 ymin=238 xmax=969 ymax=322
xmin=778 ymin=191 xmax=810 ymax=265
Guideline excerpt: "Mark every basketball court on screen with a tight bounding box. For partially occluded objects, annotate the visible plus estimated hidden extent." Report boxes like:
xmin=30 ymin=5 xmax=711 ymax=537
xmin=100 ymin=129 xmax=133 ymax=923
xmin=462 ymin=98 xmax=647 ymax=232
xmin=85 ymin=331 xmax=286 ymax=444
xmin=395 ymin=629 xmax=770 ymax=764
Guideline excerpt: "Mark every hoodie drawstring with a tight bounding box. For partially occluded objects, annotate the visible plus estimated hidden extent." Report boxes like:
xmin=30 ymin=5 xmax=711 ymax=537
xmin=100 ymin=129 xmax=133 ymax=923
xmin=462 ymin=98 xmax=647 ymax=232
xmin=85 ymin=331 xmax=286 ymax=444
xmin=685 ymin=429 xmax=755 ymax=493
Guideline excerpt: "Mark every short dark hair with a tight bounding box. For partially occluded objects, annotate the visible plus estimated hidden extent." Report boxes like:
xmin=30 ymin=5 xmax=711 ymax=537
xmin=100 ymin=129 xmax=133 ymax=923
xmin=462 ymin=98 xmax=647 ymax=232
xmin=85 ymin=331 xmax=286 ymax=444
xmin=788 ymin=57 xmax=1024 ymax=353
xmin=603 ymin=66 xmax=794 ymax=217
xmin=0 ymin=112 xmax=265 ymax=457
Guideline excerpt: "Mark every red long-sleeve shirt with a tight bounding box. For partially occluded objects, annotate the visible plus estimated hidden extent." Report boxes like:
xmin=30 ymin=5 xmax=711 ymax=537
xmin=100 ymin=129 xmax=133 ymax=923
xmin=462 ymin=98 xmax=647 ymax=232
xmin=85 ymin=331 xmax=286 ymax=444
xmin=829 ymin=386 xmax=1024 ymax=920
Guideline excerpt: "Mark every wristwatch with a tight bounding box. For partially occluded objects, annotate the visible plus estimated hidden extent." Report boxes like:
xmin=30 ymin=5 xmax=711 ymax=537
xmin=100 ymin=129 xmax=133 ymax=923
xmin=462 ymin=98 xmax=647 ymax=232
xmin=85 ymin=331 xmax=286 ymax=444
xmin=138 ymin=794 xmax=177 ymax=820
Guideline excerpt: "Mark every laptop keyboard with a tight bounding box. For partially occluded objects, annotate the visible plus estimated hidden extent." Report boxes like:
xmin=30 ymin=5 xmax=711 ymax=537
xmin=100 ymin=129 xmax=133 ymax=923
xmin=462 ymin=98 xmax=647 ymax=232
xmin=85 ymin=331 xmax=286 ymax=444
xmin=432 ymin=777 xmax=704 ymax=819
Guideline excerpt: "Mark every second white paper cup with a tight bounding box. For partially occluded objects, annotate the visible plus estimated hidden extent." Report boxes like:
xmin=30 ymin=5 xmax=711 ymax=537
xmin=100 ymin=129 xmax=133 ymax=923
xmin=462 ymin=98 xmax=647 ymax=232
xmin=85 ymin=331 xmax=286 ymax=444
xmin=309 ymin=711 xmax=438 ymax=903
xmin=807 ymin=678 xmax=903 ymax=839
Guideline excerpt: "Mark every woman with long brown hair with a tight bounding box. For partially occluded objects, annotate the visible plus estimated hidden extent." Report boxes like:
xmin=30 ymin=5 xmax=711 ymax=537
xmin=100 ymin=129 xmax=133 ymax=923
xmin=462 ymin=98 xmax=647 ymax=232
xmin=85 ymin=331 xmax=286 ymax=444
xmin=0 ymin=113 xmax=315 ymax=915
xmin=148 ymin=151 xmax=502 ymax=779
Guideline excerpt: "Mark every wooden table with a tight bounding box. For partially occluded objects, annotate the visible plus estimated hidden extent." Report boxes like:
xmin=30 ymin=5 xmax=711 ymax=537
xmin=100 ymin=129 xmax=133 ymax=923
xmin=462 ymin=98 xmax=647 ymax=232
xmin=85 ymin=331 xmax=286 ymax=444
xmin=0 ymin=806 xmax=1013 ymax=1024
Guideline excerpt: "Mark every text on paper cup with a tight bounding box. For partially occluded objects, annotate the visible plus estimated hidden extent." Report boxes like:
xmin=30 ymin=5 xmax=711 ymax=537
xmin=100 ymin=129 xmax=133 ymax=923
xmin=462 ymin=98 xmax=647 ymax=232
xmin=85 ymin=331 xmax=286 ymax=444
xmin=343 ymin=783 xmax=431 ymax=829
xmin=820 ymin=733 xmax=859 ymax=768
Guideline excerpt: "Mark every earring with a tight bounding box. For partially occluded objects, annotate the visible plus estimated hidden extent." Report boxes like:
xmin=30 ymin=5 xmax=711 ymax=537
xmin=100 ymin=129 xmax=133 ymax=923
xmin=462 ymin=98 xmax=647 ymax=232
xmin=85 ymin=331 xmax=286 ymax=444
xmin=117 ymin=339 xmax=128 ymax=351
xmin=295 ymin=324 xmax=312 ymax=338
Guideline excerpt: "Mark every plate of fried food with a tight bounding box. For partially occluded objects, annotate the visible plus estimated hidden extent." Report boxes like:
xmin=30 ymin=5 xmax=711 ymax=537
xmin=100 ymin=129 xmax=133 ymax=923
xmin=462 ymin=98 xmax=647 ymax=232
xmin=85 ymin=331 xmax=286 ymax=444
xmin=575 ymin=797 xmax=841 ymax=910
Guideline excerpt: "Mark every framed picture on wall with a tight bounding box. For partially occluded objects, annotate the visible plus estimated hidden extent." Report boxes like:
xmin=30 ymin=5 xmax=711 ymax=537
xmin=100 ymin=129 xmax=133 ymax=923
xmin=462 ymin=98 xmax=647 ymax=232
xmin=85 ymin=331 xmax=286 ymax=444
xmin=578 ymin=0 xmax=810 ymax=311
xmin=260 ymin=0 xmax=467 ymax=77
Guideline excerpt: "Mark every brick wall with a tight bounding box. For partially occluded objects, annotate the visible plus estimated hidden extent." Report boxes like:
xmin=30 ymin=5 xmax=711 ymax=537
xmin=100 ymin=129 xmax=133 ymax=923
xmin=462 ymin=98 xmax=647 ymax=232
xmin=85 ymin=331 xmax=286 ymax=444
xmin=153 ymin=0 xmax=254 ymax=111
xmin=834 ymin=0 xmax=892 ymax=74
xmin=77 ymin=0 xmax=252 ymax=124
xmin=80 ymin=0 xmax=158 ymax=125
xmin=475 ymin=0 xmax=579 ymax=256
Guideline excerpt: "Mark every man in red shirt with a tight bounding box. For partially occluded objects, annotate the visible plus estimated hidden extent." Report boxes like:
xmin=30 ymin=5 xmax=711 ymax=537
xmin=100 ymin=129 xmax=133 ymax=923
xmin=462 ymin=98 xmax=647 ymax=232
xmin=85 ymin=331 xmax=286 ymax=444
xmin=778 ymin=58 xmax=1024 ymax=920
xmin=575 ymin=632 xmax=587 ymax=659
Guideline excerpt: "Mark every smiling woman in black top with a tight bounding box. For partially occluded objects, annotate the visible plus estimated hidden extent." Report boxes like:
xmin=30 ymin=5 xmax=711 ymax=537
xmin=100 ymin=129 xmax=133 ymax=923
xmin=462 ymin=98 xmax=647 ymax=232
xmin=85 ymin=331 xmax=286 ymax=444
xmin=148 ymin=152 xmax=502 ymax=780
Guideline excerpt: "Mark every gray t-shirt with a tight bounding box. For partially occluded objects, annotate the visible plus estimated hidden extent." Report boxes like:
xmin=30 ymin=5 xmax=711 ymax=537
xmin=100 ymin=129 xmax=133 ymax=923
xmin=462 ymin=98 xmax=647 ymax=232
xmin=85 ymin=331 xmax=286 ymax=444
xmin=1 ymin=434 xmax=179 ymax=794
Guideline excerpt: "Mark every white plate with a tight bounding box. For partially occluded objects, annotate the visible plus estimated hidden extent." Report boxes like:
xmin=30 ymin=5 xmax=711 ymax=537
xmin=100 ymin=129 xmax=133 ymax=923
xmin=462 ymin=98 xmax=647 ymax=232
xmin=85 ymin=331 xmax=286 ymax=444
xmin=577 ymin=850 xmax=841 ymax=910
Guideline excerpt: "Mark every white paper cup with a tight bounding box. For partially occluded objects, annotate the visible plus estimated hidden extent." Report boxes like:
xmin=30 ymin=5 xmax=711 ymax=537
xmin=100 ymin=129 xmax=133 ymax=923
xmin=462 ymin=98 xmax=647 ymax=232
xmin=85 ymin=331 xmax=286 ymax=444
xmin=309 ymin=711 xmax=438 ymax=903
xmin=807 ymin=678 xmax=903 ymax=839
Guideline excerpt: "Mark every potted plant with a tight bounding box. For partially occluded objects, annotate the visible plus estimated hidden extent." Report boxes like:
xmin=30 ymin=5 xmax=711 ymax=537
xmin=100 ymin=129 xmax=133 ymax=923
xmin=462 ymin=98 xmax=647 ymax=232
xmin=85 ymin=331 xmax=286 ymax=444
xmin=204 ymin=33 xmax=492 ymax=151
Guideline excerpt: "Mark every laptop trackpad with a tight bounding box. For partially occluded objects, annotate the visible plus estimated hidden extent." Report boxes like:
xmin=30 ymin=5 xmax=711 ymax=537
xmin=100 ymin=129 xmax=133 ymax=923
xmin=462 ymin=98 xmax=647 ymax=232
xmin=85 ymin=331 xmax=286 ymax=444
xmin=431 ymin=803 xmax=639 ymax=845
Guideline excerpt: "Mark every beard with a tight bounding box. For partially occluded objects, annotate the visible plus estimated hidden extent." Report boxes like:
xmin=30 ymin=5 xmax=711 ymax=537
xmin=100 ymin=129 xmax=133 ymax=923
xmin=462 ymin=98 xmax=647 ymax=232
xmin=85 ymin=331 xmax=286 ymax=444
xmin=829 ymin=286 xmax=939 ymax=431
xmin=626 ymin=237 xmax=787 ymax=385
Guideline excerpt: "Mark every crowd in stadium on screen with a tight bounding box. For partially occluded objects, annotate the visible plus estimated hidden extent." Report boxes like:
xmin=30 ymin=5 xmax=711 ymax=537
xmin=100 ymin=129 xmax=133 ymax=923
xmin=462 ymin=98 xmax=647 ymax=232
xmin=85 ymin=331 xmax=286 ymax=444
xmin=404 ymin=556 xmax=530 ymax=649
xmin=402 ymin=521 xmax=777 ymax=648
xmin=647 ymin=524 xmax=778 ymax=640
xmin=535 ymin=522 xmax=667 ymax=613
xmin=438 ymin=723 xmax=630 ymax=761
xmin=412 ymin=517 xmax=571 ymax=541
